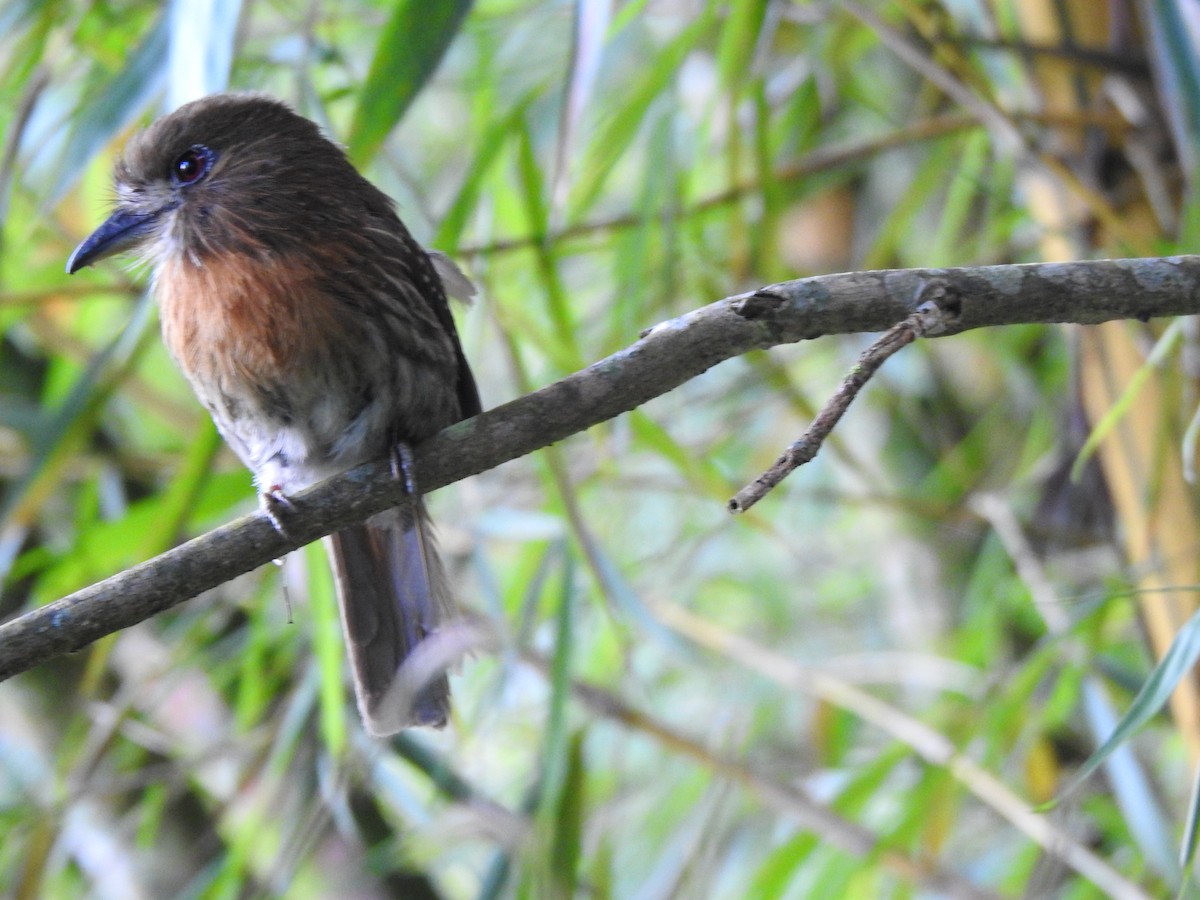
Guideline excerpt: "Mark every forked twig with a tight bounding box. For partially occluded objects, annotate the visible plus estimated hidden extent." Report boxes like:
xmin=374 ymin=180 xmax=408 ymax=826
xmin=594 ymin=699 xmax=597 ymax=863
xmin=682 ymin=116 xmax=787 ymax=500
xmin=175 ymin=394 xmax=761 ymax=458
xmin=729 ymin=279 xmax=960 ymax=513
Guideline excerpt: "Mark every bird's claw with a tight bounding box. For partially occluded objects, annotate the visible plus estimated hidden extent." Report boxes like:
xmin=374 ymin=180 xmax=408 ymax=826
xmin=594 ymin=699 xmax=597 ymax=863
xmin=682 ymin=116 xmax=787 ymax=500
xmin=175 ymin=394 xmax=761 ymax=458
xmin=260 ymin=486 xmax=296 ymax=538
xmin=390 ymin=442 xmax=418 ymax=496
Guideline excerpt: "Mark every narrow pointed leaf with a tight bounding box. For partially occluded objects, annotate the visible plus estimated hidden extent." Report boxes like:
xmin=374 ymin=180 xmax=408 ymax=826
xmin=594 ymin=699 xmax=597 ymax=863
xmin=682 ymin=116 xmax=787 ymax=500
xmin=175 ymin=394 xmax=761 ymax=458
xmin=347 ymin=0 xmax=474 ymax=166
xmin=1056 ymin=605 xmax=1200 ymax=802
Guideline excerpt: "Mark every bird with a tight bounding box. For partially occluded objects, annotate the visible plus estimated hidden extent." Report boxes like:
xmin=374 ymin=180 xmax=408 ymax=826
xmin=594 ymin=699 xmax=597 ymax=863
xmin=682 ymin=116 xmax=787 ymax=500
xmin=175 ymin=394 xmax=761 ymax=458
xmin=66 ymin=93 xmax=480 ymax=735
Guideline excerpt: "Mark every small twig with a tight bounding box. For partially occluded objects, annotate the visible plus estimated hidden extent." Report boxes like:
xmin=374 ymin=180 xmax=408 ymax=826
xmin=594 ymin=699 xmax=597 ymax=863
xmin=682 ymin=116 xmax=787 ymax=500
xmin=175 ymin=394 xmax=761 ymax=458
xmin=729 ymin=279 xmax=959 ymax=513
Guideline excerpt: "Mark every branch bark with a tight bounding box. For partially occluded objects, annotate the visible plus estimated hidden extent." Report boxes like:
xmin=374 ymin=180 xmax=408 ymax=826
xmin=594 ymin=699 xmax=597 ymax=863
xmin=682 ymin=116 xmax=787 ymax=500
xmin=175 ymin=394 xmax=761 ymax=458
xmin=3 ymin=255 xmax=1198 ymax=681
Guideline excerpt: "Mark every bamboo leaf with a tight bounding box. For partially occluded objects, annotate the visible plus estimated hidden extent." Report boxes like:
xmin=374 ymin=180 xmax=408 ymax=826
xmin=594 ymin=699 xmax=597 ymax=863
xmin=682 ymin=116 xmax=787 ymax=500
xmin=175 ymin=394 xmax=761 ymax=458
xmin=715 ymin=0 xmax=767 ymax=91
xmin=434 ymin=90 xmax=537 ymax=250
xmin=1055 ymin=604 xmax=1200 ymax=803
xmin=570 ymin=3 xmax=716 ymax=217
xmin=1180 ymin=762 xmax=1200 ymax=870
xmin=46 ymin=15 xmax=168 ymax=205
xmin=1071 ymin=318 xmax=1184 ymax=482
xmin=0 ymin=292 xmax=156 ymax=570
xmin=517 ymin=120 xmax=580 ymax=365
xmin=347 ymin=0 xmax=474 ymax=166
xmin=1142 ymin=0 xmax=1200 ymax=176
xmin=550 ymin=730 xmax=586 ymax=897
xmin=307 ymin=541 xmax=347 ymax=756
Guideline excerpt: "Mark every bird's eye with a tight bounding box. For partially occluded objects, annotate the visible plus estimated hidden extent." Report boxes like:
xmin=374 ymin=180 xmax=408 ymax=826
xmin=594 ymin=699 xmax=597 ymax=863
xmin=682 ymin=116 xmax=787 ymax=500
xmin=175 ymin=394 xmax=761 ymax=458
xmin=171 ymin=145 xmax=214 ymax=186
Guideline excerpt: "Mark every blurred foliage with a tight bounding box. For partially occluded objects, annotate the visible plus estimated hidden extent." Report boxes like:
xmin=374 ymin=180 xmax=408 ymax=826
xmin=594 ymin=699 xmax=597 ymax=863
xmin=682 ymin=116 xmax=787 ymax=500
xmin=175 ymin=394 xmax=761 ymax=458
xmin=1 ymin=0 xmax=1198 ymax=897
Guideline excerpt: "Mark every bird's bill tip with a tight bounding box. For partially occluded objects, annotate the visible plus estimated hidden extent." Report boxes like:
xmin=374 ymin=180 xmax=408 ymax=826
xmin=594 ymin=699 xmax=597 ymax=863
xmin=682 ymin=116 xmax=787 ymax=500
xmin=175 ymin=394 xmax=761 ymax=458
xmin=66 ymin=209 xmax=158 ymax=274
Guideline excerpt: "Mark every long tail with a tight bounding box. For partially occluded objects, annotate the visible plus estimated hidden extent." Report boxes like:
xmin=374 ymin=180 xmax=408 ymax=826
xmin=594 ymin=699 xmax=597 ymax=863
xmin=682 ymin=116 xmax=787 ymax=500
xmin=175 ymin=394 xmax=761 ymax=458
xmin=324 ymin=499 xmax=454 ymax=734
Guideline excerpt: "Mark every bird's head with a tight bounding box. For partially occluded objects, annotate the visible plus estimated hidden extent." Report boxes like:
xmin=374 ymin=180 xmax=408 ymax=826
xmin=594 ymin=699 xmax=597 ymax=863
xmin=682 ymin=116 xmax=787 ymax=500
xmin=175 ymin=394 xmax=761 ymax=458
xmin=67 ymin=93 xmax=372 ymax=274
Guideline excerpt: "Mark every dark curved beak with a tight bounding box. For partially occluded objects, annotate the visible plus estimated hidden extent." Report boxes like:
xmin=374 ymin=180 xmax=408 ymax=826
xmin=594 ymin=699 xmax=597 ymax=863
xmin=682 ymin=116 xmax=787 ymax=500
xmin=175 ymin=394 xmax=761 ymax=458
xmin=66 ymin=209 xmax=160 ymax=274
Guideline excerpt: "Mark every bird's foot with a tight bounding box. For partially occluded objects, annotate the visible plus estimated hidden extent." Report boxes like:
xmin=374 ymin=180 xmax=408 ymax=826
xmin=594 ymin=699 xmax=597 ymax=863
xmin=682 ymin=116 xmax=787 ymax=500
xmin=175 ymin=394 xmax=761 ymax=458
xmin=260 ymin=486 xmax=296 ymax=538
xmin=389 ymin=441 xmax=418 ymax=496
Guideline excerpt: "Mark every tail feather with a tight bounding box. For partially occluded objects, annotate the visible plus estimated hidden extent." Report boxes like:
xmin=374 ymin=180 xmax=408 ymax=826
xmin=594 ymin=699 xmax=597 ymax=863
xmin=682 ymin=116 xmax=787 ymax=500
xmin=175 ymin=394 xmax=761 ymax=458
xmin=325 ymin=499 xmax=454 ymax=734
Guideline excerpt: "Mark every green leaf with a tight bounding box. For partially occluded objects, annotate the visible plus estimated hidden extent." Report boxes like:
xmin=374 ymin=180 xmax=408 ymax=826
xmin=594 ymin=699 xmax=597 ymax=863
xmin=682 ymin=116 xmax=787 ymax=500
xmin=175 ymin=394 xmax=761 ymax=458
xmin=392 ymin=732 xmax=481 ymax=802
xmin=1180 ymin=762 xmax=1200 ymax=869
xmin=1071 ymin=318 xmax=1184 ymax=482
xmin=234 ymin=578 xmax=278 ymax=731
xmin=550 ymin=730 xmax=586 ymax=897
xmin=748 ymin=832 xmax=820 ymax=896
xmin=347 ymin=0 xmax=474 ymax=166
xmin=139 ymin=419 xmax=221 ymax=557
xmin=307 ymin=540 xmax=347 ymax=756
xmin=433 ymin=89 xmax=537 ymax=250
xmin=1055 ymin=604 xmax=1200 ymax=803
xmin=0 ymin=291 xmax=156 ymax=566
xmin=1143 ymin=0 xmax=1200 ymax=176
xmin=47 ymin=15 xmax=168 ymax=205
xmin=862 ymin=135 xmax=959 ymax=269
xmin=570 ymin=4 xmax=717 ymax=217
xmin=928 ymin=129 xmax=989 ymax=266
xmin=516 ymin=120 xmax=580 ymax=365
xmin=134 ymin=783 xmax=168 ymax=849
xmin=715 ymin=0 xmax=767 ymax=92
xmin=543 ymin=551 xmax=576 ymax=800
xmin=630 ymin=410 xmax=730 ymax=498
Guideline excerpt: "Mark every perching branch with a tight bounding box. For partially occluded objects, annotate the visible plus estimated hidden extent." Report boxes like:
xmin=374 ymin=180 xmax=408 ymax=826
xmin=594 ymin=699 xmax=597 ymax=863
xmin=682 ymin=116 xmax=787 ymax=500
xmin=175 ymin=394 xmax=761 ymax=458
xmin=2 ymin=255 xmax=1199 ymax=681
